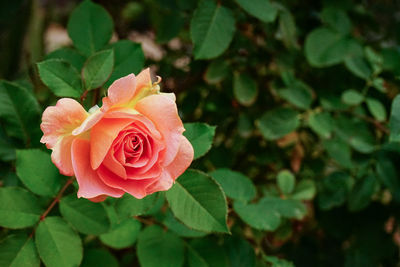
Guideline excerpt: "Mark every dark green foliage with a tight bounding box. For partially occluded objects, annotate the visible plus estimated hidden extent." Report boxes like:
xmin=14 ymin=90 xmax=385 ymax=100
xmin=1 ymin=0 xmax=400 ymax=266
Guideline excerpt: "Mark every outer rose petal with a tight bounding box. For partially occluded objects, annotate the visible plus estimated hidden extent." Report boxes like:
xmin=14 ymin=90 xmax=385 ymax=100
xmin=88 ymin=195 xmax=108 ymax=203
xmin=40 ymin=98 xmax=87 ymax=148
xmin=101 ymin=74 xmax=137 ymax=111
xmin=136 ymin=94 xmax=184 ymax=165
xmin=97 ymin=165 xmax=156 ymax=199
xmin=166 ymin=136 xmax=194 ymax=179
xmin=135 ymin=68 xmax=152 ymax=92
xmin=41 ymin=98 xmax=88 ymax=175
xmin=145 ymin=171 xmax=174 ymax=195
xmin=51 ymin=135 xmax=75 ymax=176
xmin=71 ymin=138 xmax=124 ymax=199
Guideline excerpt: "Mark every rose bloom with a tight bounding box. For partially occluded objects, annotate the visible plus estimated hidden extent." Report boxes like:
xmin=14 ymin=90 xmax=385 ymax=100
xmin=40 ymin=69 xmax=194 ymax=202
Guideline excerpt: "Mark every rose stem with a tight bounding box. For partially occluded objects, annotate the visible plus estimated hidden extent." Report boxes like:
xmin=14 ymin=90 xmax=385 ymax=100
xmin=29 ymin=178 xmax=73 ymax=238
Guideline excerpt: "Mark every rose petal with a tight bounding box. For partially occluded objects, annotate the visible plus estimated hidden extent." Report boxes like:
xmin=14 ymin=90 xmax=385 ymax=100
xmin=88 ymin=195 xmax=108 ymax=202
xmin=40 ymin=98 xmax=87 ymax=148
xmin=136 ymin=94 xmax=184 ymax=165
xmin=100 ymin=74 xmax=138 ymax=112
xmin=102 ymin=151 xmax=127 ymax=179
xmin=97 ymin=165 xmax=156 ymax=199
xmin=166 ymin=136 xmax=194 ymax=179
xmin=90 ymin=114 xmax=163 ymax=170
xmin=135 ymin=68 xmax=152 ymax=93
xmin=104 ymin=111 xmax=162 ymax=140
xmin=51 ymin=135 xmax=75 ymax=176
xmin=125 ymin=163 xmax=162 ymax=179
xmin=71 ymin=138 xmax=124 ymax=199
xmin=72 ymin=109 xmax=105 ymax=136
xmin=160 ymin=92 xmax=176 ymax=102
xmin=90 ymin=118 xmax=134 ymax=170
xmin=145 ymin=171 xmax=174 ymax=195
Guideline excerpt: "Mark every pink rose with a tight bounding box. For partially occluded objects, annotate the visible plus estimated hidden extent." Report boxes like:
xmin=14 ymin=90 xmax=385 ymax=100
xmin=40 ymin=69 xmax=194 ymax=202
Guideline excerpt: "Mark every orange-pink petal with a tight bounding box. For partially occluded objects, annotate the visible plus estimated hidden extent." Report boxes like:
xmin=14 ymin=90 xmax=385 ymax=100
xmin=135 ymin=68 xmax=152 ymax=93
xmin=102 ymin=74 xmax=137 ymax=111
xmin=51 ymin=135 xmax=75 ymax=176
xmin=166 ymin=136 xmax=194 ymax=179
xmin=88 ymin=195 xmax=108 ymax=202
xmin=90 ymin=118 xmax=134 ymax=170
xmin=97 ymin=165 xmax=156 ymax=199
xmin=145 ymin=171 xmax=174 ymax=195
xmin=71 ymin=138 xmax=124 ymax=199
xmin=72 ymin=108 xmax=105 ymax=136
xmin=136 ymin=94 xmax=184 ymax=166
xmin=40 ymin=98 xmax=87 ymax=148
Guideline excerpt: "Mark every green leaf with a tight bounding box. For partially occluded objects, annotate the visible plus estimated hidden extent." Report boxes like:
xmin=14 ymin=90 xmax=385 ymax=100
xmin=233 ymin=73 xmax=258 ymax=106
xmin=341 ymin=89 xmax=364 ymax=105
xmin=183 ymin=122 xmax=216 ymax=160
xmin=260 ymin=197 xmax=307 ymax=219
xmin=137 ymin=225 xmax=184 ymax=267
xmin=344 ymin=56 xmax=372 ymax=79
xmin=348 ymin=174 xmax=377 ymax=211
xmin=35 ymin=217 xmax=83 ymax=267
xmin=100 ymin=218 xmax=141 ymax=249
xmin=318 ymin=172 xmax=351 ymax=210
xmin=37 ymin=59 xmax=82 ymax=98
xmin=106 ymin=40 xmax=145 ymax=87
xmin=0 ymin=81 xmax=41 ymax=145
xmin=115 ymin=192 xmax=160 ymax=218
xmin=67 ymin=0 xmax=113 ymax=56
xmin=257 ymin=108 xmax=300 ymax=140
xmin=376 ymin=155 xmax=400 ymax=201
xmin=163 ymin=211 xmax=207 ymax=238
xmin=366 ymin=98 xmax=386 ymax=122
xmin=190 ymin=0 xmax=235 ymax=59
xmin=45 ymin=47 xmax=86 ymax=71
xmin=81 ymin=249 xmax=118 ymax=267
xmin=321 ymin=7 xmax=352 ymax=35
xmin=365 ymin=47 xmax=383 ymax=74
xmin=235 ymin=0 xmax=277 ymax=23
xmin=0 ymin=187 xmax=42 ymax=229
xmin=0 ymin=127 xmax=16 ymax=161
xmin=263 ymin=255 xmax=294 ymax=267
xmin=59 ymin=194 xmax=110 ymax=235
xmin=233 ymin=201 xmax=281 ymax=231
xmin=291 ymin=180 xmax=316 ymax=200
xmin=166 ymin=169 xmax=229 ymax=233
xmin=372 ymin=77 xmax=386 ymax=92
xmin=334 ymin=116 xmax=375 ymax=153
xmin=389 ymin=94 xmax=400 ymax=142
xmin=0 ymin=234 xmax=40 ymax=267
xmin=279 ymin=10 xmax=298 ymax=49
xmin=153 ymin=9 xmax=184 ymax=43
xmin=308 ymin=111 xmax=334 ymax=138
xmin=277 ymin=170 xmax=295 ymax=195
xmin=187 ymin=238 xmax=229 ymax=267
xmin=204 ymin=60 xmax=230 ymax=84
xmin=209 ymin=168 xmax=256 ymax=202
xmin=278 ymin=81 xmax=313 ymax=110
xmin=225 ymin=237 xmax=256 ymax=267
xmin=305 ymin=27 xmax=363 ymax=67
xmin=82 ymin=49 xmax=114 ymax=90
xmin=16 ymin=149 xmax=61 ymax=197
xmin=323 ymin=138 xmax=352 ymax=168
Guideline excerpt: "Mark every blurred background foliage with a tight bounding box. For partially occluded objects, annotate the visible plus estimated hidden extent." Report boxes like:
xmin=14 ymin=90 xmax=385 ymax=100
xmin=2 ymin=0 xmax=400 ymax=266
